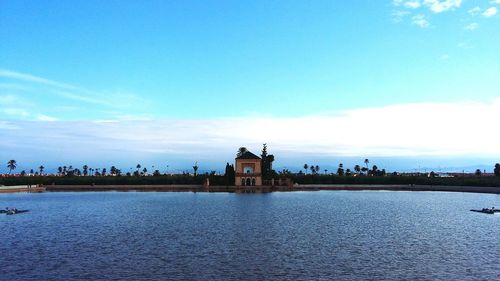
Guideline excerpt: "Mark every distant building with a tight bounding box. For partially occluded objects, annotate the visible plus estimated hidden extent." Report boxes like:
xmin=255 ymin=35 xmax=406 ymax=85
xmin=235 ymin=150 xmax=262 ymax=186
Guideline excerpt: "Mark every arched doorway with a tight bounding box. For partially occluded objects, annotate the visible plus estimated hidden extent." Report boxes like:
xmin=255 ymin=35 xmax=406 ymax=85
xmin=241 ymin=178 xmax=245 ymax=186
xmin=246 ymin=178 xmax=251 ymax=186
xmin=251 ymin=178 xmax=256 ymax=186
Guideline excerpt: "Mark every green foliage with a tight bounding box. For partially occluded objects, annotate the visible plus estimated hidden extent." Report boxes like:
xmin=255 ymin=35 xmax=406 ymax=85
xmin=236 ymin=147 xmax=248 ymax=157
xmin=0 ymin=174 xmax=208 ymax=186
xmin=7 ymin=160 xmax=17 ymax=174
xmin=289 ymin=174 xmax=500 ymax=187
xmin=261 ymin=143 xmax=275 ymax=180
xmin=224 ymin=163 xmax=235 ymax=185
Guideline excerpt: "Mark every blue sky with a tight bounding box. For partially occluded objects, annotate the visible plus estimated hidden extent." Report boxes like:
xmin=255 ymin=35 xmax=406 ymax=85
xmin=1 ymin=1 xmax=499 ymax=173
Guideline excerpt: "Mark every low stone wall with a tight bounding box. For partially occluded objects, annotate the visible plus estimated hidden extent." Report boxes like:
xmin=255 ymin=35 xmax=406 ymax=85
xmin=294 ymin=184 xmax=500 ymax=194
xmin=42 ymin=184 xmax=500 ymax=194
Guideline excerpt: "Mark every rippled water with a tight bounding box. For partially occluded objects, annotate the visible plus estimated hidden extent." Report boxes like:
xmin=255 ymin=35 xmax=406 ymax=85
xmin=1 ymin=191 xmax=499 ymax=280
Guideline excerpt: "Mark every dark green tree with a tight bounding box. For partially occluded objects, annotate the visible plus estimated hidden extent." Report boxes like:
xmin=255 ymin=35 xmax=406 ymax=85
xmin=39 ymin=165 xmax=44 ymax=175
xmin=7 ymin=160 xmax=16 ymax=174
xmin=261 ymin=143 xmax=275 ymax=180
xmin=193 ymin=162 xmax=198 ymax=176
xmin=354 ymin=165 xmax=361 ymax=175
xmin=361 ymin=167 xmax=368 ymax=175
xmin=337 ymin=163 xmax=344 ymax=176
xmin=237 ymin=147 xmax=248 ymax=157
xmin=494 ymin=163 xmax=500 ymax=176
xmin=224 ymin=163 xmax=236 ymax=185
xmin=303 ymin=164 xmax=309 ymax=174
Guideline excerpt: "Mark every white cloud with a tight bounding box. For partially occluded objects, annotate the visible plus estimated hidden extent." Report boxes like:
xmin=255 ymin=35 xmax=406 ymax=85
xmin=492 ymin=0 xmax=500 ymax=4
xmin=1 ymin=108 xmax=30 ymax=118
xmin=1 ymin=99 xmax=499 ymax=159
xmin=483 ymin=7 xmax=498 ymax=17
xmin=412 ymin=14 xmax=430 ymax=27
xmin=393 ymin=0 xmax=404 ymax=6
xmin=0 ymin=68 xmax=151 ymax=120
xmin=0 ymin=121 xmax=19 ymax=130
xmin=405 ymin=1 xmax=421 ymax=9
xmin=468 ymin=7 xmax=482 ymax=16
xmin=392 ymin=10 xmax=411 ymax=22
xmin=465 ymin=22 xmax=479 ymax=30
xmin=35 ymin=114 xmax=58 ymax=122
xmin=423 ymin=0 xmax=462 ymax=13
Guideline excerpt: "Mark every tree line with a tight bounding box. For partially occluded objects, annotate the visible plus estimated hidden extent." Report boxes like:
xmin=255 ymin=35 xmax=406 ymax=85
xmin=4 ymin=158 xmax=500 ymax=180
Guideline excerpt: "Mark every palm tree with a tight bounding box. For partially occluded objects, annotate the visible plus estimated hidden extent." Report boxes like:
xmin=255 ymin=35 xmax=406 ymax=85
xmin=364 ymin=159 xmax=369 ymax=175
xmin=142 ymin=167 xmax=147 ymax=175
xmin=310 ymin=165 xmax=315 ymax=174
xmin=136 ymin=164 xmax=141 ymax=173
xmin=7 ymin=160 xmax=17 ymax=174
xmin=494 ymin=163 xmax=500 ymax=176
xmin=110 ymin=166 xmax=117 ymax=176
xmin=39 ymin=165 xmax=44 ymax=175
xmin=315 ymin=165 xmax=320 ymax=174
xmin=83 ymin=165 xmax=88 ymax=176
xmin=337 ymin=163 xmax=344 ymax=176
xmin=193 ymin=162 xmax=199 ymax=176
xmin=354 ymin=165 xmax=361 ymax=175
xmin=304 ymin=164 xmax=309 ymax=174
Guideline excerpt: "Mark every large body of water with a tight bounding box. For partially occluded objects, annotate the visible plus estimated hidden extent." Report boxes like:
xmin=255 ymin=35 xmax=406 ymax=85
xmin=1 ymin=191 xmax=499 ymax=280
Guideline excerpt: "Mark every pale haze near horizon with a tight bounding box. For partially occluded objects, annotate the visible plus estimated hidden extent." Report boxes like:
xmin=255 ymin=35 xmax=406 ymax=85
xmin=1 ymin=1 xmax=499 ymax=173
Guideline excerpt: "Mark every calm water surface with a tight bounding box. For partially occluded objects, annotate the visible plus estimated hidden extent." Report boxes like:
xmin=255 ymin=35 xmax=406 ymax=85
xmin=1 ymin=191 xmax=499 ymax=280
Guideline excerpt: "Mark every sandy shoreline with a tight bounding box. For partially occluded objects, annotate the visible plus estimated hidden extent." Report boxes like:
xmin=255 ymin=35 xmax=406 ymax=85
xmin=37 ymin=184 xmax=500 ymax=194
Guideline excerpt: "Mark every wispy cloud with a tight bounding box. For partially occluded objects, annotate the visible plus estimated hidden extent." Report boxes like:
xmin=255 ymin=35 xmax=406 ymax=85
xmin=412 ymin=14 xmax=430 ymax=27
xmin=468 ymin=7 xmax=482 ymax=16
xmin=405 ymin=1 xmax=422 ymax=9
xmin=1 ymin=99 xmax=499 ymax=161
xmin=423 ymin=0 xmax=462 ymax=13
xmin=482 ymin=7 xmax=497 ymax=17
xmin=391 ymin=0 xmax=465 ymax=27
xmin=392 ymin=10 xmax=411 ymax=22
xmin=465 ymin=22 xmax=479 ymax=30
xmin=0 ymin=68 xmax=150 ymax=120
